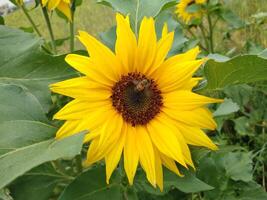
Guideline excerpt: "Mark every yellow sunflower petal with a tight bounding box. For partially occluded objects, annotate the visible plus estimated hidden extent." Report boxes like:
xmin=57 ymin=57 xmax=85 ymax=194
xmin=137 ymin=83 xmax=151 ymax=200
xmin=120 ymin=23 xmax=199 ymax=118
xmin=65 ymin=54 xmax=116 ymax=87
xmin=48 ymin=0 xmax=61 ymax=10
xmin=160 ymin=152 xmax=183 ymax=177
xmin=136 ymin=17 xmax=157 ymax=74
xmin=136 ymin=126 xmax=156 ymax=187
xmin=162 ymin=23 xmax=168 ymax=38
xmin=163 ymin=90 xmax=223 ymax=111
xmin=147 ymin=31 xmax=174 ymax=76
xmin=159 ymin=46 xmax=200 ymax=69
xmin=124 ymin=126 xmax=139 ymax=185
xmin=42 ymin=0 xmax=48 ymax=6
xmin=56 ymin=120 xmax=79 ymax=139
xmin=54 ymin=99 xmax=110 ymax=120
xmin=154 ymin=59 xmax=206 ymax=93
xmin=115 ymin=13 xmax=137 ymax=73
xmin=77 ymin=31 xmax=122 ymax=81
xmin=163 ymin=107 xmax=217 ymax=130
xmin=176 ymin=124 xmax=218 ymax=150
xmin=160 ymin=114 xmax=195 ymax=169
xmin=180 ymin=77 xmax=203 ymax=90
xmin=97 ymin=112 xmax=123 ymax=156
xmin=105 ymin=124 xmax=126 ymax=183
xmin=147 ymin=115 xmax=187 ymax=168
xmin=56 ymin=104 xmax=114 ymax=138
xmin=84 ymin=137 xmax=103 ymax=166
xmin=57 ymin=1 xmax=72 ymax=21
xmin=154 ymin=148 xmax=163 ymax=191
xmin=50 ymin=77 xmax=111 ymax=100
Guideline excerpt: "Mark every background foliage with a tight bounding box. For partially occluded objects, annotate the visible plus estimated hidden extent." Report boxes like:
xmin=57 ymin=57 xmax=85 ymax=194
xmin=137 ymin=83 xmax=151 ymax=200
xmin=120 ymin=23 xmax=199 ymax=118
xmin=0 ymin=0 xmax=267 ymax=199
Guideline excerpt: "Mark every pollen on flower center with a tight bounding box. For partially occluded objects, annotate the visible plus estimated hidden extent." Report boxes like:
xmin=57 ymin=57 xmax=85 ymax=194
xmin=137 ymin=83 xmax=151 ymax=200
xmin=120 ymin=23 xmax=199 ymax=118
xmin=111 ymin=72 xmax=163 ymax=126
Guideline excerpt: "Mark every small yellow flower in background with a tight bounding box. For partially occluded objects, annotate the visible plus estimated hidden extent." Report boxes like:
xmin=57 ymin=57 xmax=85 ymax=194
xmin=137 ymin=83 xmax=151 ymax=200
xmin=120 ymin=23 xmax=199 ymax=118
xmin=176 ymin=0 xmax=207 ymax=24
xmin=50 ymin=13 xmax=222 ymax=190
xmin=41 ymin=0 xmax=72 ymax=21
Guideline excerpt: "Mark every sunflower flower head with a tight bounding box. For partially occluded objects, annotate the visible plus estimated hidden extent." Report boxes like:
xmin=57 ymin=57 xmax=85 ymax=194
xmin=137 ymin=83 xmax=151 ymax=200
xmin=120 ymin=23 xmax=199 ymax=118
xmin=41 ymin=0 xmax=72 ymax=21
xmin=50 ymin=13 xmax=223 ymax=190
xmin=176 ymin=0 xmax=207 ymax=24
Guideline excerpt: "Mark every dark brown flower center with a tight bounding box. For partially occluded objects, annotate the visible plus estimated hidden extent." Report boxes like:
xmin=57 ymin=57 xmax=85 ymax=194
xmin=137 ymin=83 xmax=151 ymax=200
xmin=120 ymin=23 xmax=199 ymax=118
xmin=111 ymin=73 xmax=163 ymax=126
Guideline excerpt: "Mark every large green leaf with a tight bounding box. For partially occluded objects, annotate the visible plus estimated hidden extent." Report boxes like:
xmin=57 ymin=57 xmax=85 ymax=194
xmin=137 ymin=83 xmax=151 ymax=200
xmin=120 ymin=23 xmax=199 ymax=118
xmin=97 ymin=0 xmax=175 ymax=26
xmin=135 ymin=168 xmax=213 ymax=195
xmin=9 ymin=163 xmax=70 ymax=200
xmin=197 ymin=150 xmax=264 ymax=200
xmin=0 ymin=84 xmax=56 ymax=154
xmin=203 ymin=55 xmax=267 ymax=91
xmin=0 ymin=25 xmax=75 ymax=112
xmin=0 ymin=37 xmax=84 ymax=189
xmin=0 ymin=132 xmax=84 ymax=189
xmin=59 ymin=166 xmax=122 ymax=200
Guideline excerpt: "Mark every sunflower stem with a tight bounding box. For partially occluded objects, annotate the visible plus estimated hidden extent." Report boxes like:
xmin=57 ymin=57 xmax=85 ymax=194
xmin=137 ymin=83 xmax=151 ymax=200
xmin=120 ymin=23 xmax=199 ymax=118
xmin=70 ymin=0 xmax=76 ymax=52
xmin=262 ymin=122 xmax=266 ymax=191
xmin=74 ymin=154 xmax=83 ymax=174
xmin=20 ymin=4 xmax=42 ymax=37
xmin=188 ymin=27 xmax=208 ymax=52
xmin=199 ymin=23 xmax=209 ymax=53
xmin=207 ymin=11 xmax=214 ymax=53
xmin=41 ymin=6 xmax=57 ymax=54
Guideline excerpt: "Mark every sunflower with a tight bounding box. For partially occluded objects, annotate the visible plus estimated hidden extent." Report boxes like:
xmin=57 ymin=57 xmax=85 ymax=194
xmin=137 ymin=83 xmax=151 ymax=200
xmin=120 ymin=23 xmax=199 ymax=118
xmin=176 ymin=0 xmax=207 ymax=24
xmin=41 ymin=0 xmax=71 ymax=21
xmin=50 ymin=13 xmax=222 ymax=190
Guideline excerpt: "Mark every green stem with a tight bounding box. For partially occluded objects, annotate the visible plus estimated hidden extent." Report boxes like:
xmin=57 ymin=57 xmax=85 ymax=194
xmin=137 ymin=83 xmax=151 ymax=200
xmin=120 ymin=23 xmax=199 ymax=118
xmin=177 ymin=19 xmax=208 ymax=52
xmin=199 ymin=23 xmax=209 ymax=52
xmin=188 ymin=28 xmax=208 ymax=51
xmin=262 ymin=123 xmax=266 ymax=191
xmin=41 ymin=6 xmax=57 ymax=54
xmin=74 ymin=155 xmax=83 ymax=174
xmin=69 ymin=21 xmax=74 ymax=52
xmin=70 ymin=0 xmax=76 ymax=52
xmin=20 ymin=5 xmax=42 ymax=37
xmin=207 ymin=12 xmax=214 ymax=53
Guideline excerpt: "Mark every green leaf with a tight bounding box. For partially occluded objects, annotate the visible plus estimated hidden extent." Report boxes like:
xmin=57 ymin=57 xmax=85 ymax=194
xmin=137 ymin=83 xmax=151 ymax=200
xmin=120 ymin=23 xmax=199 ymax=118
xmin=99 ymin=26 xmax=116 ymax=51
xmin=97 ymin=0 xmax=175 ymax=25
xmin=0 ymin=84 xmax=56 ymax=155
xmin=185 ymin=4 xmax=201 ymax=13
xmin=232 ymin=182 xmax=267 ymax=200
xmin=135 ymin=169 xmax=213 ymax=194
xmin=163 ymin=169 xmax=214 ymax=193
xmin=0 ymin=84 xmax=47 ymax=123
xmin=234 ymin=117 xmax=252 ymax=136
xmin=59 ymin=165 xmax=122 ymax=200
xmin=220 ymin=9 xmax=245 ymax=29
xmin=223 ymin=152 xmax=253 ymax=182
xmin=0 ymin=25 xmax=75 ymax=112
xmin=203 ymin=55 xmax=267 ymax=91
xmin=0 ymin=84 xmax=84 ymax=189
xmin=9 ymin=163 xmax=67 ymax=200
xmin=197 ymin=150 xmax=258 ymax=200
xmin=124 ymin=187 xmax=139 ymax=200
xmin=213 ymin=98 xmax=240 ymax=117
xmin=0 ymin=132 xmax=84 ymax=189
